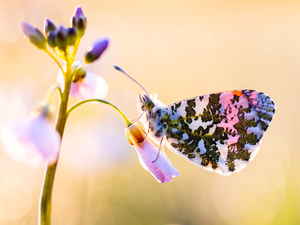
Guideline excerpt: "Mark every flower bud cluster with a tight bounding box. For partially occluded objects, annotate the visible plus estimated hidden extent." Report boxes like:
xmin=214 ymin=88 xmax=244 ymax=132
xmin=20 ymin=7 xmax=87 ymax=52
xmin=46 ymin=22 xmax=77 ymax=51
xmin=44 ymin=7 xmax=87 ymax=51
xmin=20 ymin=6 xmax=109 ymax=64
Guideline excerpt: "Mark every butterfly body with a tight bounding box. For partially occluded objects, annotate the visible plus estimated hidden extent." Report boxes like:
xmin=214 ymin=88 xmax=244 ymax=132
xmin=137 ymin=90 xmax=275 ymax=176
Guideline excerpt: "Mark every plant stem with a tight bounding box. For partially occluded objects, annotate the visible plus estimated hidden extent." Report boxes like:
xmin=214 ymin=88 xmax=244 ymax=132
xmin=44 ymin=84 xmax=63 ymax=103
xmin=67 ymin=99 xmax=131 ymax=126
xmin=38 ymin=65 xmax=72 ymax=225
xmin=45 ymin=49 xmax=65 ymax=75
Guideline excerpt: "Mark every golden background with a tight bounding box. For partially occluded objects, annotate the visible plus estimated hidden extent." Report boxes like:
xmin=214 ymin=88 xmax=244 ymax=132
xmin=0 ymin=0 xmax=298 ymax=224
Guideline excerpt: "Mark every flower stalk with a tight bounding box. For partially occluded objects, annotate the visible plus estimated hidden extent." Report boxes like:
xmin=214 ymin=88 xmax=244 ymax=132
xmin=67 ymin=98 xmax=131 ymax=126
xmin=39 ymin=62 xmax=72 ymax=225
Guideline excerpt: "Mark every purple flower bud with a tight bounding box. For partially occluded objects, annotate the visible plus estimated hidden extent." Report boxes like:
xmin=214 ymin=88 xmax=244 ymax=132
xmin=47 ymin=31 xmax=56 ymax=48
xmin=44 ymin=18 xmax=56 ymax=35
xmin=66 ymin=27 xmax=77 ymax=46
xmin=56 ymin=25 xmax=68 ymax=50
xmin=71 ymin=6 xmax=87 ymax=38
xmin=20 ymin=22 xmax=46 ymax=49
xmin=84 ymin=38 xmax=109 ymax=64
xmin=74 ymin=6 xmax=84 ymax=19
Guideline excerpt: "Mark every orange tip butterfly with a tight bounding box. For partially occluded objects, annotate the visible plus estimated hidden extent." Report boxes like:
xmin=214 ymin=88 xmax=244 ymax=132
xmin=114 ymin=65 xmax=275 ymax=175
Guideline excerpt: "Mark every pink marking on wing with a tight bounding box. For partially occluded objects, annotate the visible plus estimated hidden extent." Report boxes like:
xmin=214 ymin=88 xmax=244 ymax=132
xmin=226 ymin=134 xmax=240 ymax=145
xmin=218 ymin=120 xmax=238 ymax=133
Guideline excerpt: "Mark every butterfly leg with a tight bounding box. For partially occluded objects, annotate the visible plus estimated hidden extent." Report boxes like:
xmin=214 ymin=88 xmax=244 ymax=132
xmin=130 ymin=111 xmax=145 ymax=124
xmin=152 ymin=137 xmax=164 ymax=163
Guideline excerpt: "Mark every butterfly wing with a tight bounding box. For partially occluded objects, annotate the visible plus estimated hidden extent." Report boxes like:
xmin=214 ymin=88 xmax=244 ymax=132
xmin=162 ymin=90 xmax=275 ymax=175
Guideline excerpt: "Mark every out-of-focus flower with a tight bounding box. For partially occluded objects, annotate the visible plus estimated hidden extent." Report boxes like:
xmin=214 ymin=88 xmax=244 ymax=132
xmin=84 ymin=38 xmax=109 ymax=64
xmin=71 ymin=6 xmax=87 ymax=37
xmin=19 ymin=22 xmax=47 ymax=49
xmin=57 ymin=65 xmax=108 ymax=100
xmin=126 ymin=123 xmax=180 ymax=183
xmin=0 ymin=104 xmax=61 ymax=167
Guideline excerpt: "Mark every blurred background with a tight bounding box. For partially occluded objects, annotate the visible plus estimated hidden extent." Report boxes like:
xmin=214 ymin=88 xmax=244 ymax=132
xmin=0 ymin=0 xmax=298 ymax=224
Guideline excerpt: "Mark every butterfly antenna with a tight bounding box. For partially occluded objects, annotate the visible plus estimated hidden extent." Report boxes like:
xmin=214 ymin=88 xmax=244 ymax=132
xmin=113 ymin=65 xmax=150 ymax=98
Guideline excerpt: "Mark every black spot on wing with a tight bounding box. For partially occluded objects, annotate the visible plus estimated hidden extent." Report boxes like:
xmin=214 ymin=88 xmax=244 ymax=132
xmin=185 ymin=99 xmax=196 ymax=117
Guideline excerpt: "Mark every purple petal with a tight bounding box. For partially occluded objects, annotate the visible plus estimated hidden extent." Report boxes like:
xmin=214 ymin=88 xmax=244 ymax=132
xmin=73 ymin=6 xmax=84 ymax=19
xmin=0 ymin=115 xmax=61 ymax=167
xmin=20 ymin=22 xmax=36 ymax=37
xmin=19 ymin=22 xmax=46 ymax=49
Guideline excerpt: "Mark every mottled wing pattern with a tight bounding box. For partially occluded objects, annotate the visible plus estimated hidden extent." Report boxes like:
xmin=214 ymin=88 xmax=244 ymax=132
xmin=161 ymin=90 xmax=275 ymax=175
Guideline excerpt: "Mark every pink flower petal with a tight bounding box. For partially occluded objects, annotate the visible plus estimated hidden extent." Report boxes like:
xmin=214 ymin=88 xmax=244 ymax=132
xmin=143 ymin=141 xmax=180 ymax=176
xmin=57 ymin=69 xmax=108 ymax=100
xmin=126 ymin=123 xmax=180 ymax=183
xmin=0 ymin=115 xmax=60 ymax=167
xmin=71 ymin=71 xmax=108 ymax=99
xmin=134 ymin=144 xmax=174 ymax=183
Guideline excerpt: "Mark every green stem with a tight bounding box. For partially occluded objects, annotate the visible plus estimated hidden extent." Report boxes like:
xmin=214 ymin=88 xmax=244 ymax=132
xmin=45 ymin=49 xmax=65 ymax=75
xmin=70 ymin=38 xmax=81 ymax=63
xmin=44 ymin=84 xmax=63 ymax=103
xmin=38 ymin=63 xmax=73 ymax=225
xmin=67 ymin=99 xmax=131 ymax=126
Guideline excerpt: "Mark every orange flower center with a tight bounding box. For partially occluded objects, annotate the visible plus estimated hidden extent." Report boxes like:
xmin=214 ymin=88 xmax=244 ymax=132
xmin=126 ymin=124 xmax=146 ymax=145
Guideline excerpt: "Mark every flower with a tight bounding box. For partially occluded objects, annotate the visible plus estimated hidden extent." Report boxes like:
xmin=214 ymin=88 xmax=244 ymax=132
xmin=126 ymin=123 xmax=180 ymax=183
xmin=0 ymin=105 xmax=61 ymax=167
xmin=84 ymin=38 xmax=109 ymax=64
xmin=19 ymin=22 xmax=47 ymax=49
xmin=57 ymin=65 xmax=108 ymax=100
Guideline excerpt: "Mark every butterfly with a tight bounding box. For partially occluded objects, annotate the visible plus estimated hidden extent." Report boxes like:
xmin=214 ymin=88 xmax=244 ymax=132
xmin=114 ymin=66 xmax=275 ymax=176
xmin=137 ymin=90 xmax=275 ymax=175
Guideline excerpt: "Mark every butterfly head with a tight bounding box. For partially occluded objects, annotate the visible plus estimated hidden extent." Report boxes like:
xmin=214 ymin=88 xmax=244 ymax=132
xmin=139 ymin=93 xmax=154 ymax=112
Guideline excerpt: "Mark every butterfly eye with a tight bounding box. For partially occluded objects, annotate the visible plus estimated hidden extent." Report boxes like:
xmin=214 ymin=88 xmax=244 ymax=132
xmin=145 ymin=100 xmax=154 ymax=110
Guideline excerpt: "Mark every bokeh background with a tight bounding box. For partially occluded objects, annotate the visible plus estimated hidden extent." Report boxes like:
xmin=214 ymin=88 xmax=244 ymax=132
xmin=0 ymin=0 xmax=298 ymax=224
